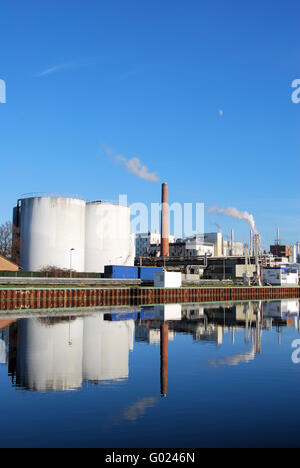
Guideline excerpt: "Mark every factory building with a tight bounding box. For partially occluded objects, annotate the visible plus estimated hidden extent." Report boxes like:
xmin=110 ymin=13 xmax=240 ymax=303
xmin=135 ymin=232 xmax=175 ymax=258
xmin=204 ymin=257 xmax=257 ymax=280
xmin=14 ymin=195 xmax=135 ymax=273
xmin=169 ymin=233 xmax=243 ymax=259
xmin=262 ymin=267 xmax=299 ymax=286
xmin=169 ymin=239 xmax=214 ymax=257
xmin=204 ymin=232 xmax=223 ymax=257
xmin=222 ymin=240 xmax=244 ymax=257
xmin=270 ymin=245 xmax=294 ymax=263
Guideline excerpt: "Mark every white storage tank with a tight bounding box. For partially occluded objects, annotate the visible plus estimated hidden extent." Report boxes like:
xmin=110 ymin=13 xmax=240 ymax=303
xmin=16 ymin=317 xmax=84 ymax=392
xmin=85 ymin=201 xmax=134 ymax=273
xmin=18 ymin=195 xmax=86 ymax=272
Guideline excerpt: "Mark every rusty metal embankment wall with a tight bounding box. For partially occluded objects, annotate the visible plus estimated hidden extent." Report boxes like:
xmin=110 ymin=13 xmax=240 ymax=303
xmin=0 ymin=286 xmax=300 ymax=312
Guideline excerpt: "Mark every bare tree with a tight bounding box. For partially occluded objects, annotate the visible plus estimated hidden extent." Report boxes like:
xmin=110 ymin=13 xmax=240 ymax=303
xmin=39 ymin=265 xmax=75 ymax=278
xmin=0 ymin=221 xmax=13 ymax=259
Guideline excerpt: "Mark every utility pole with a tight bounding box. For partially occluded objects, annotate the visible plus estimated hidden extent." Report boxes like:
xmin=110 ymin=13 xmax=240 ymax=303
xmin=70 ymin=248 xmax=75 ymax=278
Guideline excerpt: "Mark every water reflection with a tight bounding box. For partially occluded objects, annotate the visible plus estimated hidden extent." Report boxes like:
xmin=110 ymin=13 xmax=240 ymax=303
xmin=8 ymin=313 xmax=134 ymax=392
xmin=1 ymin=299 xmax=299 ymax=395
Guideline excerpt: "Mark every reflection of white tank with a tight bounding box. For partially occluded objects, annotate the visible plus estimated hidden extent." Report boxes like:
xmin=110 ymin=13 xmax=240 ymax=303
xmin=83 ymin=314 xmax=134 ymax=382
xmin=85 ymin=201 xmax=134 ymax=273
xmin=19 ymin=196 xmax=86 ymax=271
xmin=16 ymin=318 xmax=83 ymax=391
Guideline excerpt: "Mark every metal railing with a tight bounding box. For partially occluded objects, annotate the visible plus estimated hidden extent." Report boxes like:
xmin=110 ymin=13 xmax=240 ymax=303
xmin=18 ymin=194 xmax=128 ymax=206
xmin=19 ymin=192 xmax=86 ymax=200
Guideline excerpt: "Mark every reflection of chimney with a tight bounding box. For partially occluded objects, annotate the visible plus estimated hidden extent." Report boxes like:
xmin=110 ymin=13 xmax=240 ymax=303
xmin=161 ymin=183 xmax=169 ymax=257
xmin=160 ymin=323 xmax=169 ymax=397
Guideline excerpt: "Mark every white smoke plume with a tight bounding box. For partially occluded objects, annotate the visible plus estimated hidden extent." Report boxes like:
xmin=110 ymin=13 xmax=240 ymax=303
xmin=102 ymin=144 xmax=159 ymax=182
xmin=208 ymin=205 xmax=258 ymax=233
xmin=211 ymin=222 xmax=222 ymax=232
xmin=116 ymin=154 xmax=159 ymax=183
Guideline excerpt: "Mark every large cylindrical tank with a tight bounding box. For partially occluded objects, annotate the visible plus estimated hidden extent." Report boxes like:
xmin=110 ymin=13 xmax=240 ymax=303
xmin=16 ymin=317 xmax=83 ymax=391
xmin=82 ymin=314 xmax=134 ymax=382
xmin=85 ymin=201 xmax=134 ymax=273
xmin=19 ymin=196 xmax=86 ymax=271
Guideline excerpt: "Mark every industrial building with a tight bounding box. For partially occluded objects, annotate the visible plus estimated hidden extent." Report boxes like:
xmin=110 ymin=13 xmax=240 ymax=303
xmin=202 ymin=232 xmax=243 ymax=257
xmin=203 ymin=256 xmax=257 ymax=280
xmin=138 ymin=232 xmax=245 ymax=260
xmin=135 ymin=232 xmax=175 ymax=258
xmin=270 ymin=245 xmax=294 ymax=262
xmin=13 ymin=195 xmax=135 ymax=273
xmin=269 ymin=228 xmax=297 ymax=263
xmin=262 ymin=267 xmax=299 ymax=286
xmin=169 ymin=233 xmax=244 ymax=259
xmin=169 ymin=239 xmax=214 ymax=257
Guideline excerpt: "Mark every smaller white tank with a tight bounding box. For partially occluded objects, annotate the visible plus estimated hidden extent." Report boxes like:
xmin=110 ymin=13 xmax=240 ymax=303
xmin=85 ymin=201 xmax=134 ymax=273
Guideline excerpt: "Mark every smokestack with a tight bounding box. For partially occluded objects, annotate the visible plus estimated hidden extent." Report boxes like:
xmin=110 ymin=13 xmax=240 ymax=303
xmin=276 ymin=227 xmax=280 ymax=246
xmin=231 ymin=229 xmax=234 ymax=256
xmin=161 ymin=183 xmax=169 ymax=257
xmin=250 ymin=230 xmax=253 ymax=257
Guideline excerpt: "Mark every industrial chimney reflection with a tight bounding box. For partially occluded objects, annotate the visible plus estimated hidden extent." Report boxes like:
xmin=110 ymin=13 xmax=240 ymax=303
xmin=156 ymin=305 xmax=182 ymax=398
xmin=160 ymin=322 xmax=169 ymax=397
xmin=13 ymin=314 xmax=134 ymax=392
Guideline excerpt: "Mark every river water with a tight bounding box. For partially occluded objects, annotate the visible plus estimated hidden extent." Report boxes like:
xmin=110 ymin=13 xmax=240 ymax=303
xmin=0 ymin=299 xmax=299 ymax=448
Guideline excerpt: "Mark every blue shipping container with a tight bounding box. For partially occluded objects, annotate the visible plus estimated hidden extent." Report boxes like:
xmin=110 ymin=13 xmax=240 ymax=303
xmin=104 ymin=312 xmax=138 ymax=321
xmin=104 ymin=265 xmax=139 ymax=279
xmin=140 ymin=310 xmax=155 ymax=320
xmin=139 ymin=267 xmax=163 ymax=280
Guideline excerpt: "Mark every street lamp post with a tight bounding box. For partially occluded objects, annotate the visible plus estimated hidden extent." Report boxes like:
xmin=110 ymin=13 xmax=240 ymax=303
xmin=70 ymin=248 xmax=75 ymax=278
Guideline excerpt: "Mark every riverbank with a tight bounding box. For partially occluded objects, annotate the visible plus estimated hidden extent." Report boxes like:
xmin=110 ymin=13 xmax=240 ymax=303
xmin=0 ymin=285 xmax=299 ymax=311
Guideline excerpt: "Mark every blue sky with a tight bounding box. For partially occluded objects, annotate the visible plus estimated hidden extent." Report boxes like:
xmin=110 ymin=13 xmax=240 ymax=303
xmin=0 ymin=0 xmax=299 ymax=248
